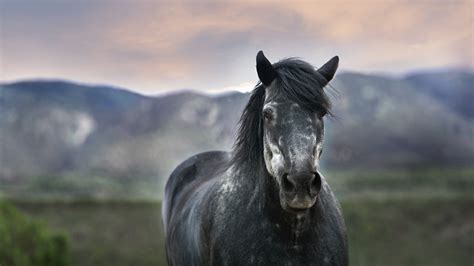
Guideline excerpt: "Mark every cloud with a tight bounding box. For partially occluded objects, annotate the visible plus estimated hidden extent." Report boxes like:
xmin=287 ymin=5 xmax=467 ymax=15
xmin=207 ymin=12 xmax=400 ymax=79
xmin=1 ymin=0 xmax=472 ymax=94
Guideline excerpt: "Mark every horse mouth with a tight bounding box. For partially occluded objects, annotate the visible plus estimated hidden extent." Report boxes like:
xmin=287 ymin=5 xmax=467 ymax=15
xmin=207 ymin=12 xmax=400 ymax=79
xmin=281 ymin=194 xmax=318 ymax=213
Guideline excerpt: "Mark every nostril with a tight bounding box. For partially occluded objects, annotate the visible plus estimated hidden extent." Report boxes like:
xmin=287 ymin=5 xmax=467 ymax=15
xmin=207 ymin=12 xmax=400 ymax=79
xmin=310 ymin=172 xmax=322 ymax=194
xmin=282 ymin=173 xmax=294 ymax=192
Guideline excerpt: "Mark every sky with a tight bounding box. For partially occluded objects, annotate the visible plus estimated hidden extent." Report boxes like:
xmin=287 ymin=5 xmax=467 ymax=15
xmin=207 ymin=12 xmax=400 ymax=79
xmin=0 ymin=0 xmax=473 ymax=94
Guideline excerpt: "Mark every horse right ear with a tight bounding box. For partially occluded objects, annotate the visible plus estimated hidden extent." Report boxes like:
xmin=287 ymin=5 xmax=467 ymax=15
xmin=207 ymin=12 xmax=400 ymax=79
xmin=317 ymin=56 xmax=339 ymax=84
xmin=256 ymin=51 xmax=277 ymax=86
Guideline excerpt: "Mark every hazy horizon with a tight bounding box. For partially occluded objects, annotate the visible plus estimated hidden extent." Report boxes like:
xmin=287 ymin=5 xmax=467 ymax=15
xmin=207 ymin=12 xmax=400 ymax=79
xmin=2 ymin=66 xmax=472 ymax=96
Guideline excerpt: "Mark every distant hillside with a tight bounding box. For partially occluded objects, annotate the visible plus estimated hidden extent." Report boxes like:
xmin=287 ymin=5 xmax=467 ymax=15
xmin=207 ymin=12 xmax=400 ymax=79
xmin=327 ymin=72 xmax=474 ymax=168
xmin=405 ymin=71 xmax=474 ymax=119
xmin=1 ymin=71 xmax=473 ymax=198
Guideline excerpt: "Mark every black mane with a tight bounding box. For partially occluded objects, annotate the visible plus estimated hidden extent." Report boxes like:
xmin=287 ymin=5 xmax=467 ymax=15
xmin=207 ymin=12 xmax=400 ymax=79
xmin=231 ymin=58 xmax=333 ymax=168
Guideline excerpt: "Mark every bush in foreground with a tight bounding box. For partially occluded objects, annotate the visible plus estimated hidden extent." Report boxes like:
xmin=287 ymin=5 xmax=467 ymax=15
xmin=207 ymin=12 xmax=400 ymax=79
xmin=0 ymin=201 xmax=69 ymax=266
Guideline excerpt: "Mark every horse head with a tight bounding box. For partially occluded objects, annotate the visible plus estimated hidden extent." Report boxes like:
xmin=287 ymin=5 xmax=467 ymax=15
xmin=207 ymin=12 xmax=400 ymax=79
xmin=256 ymin=51 xmax=338 ymax=213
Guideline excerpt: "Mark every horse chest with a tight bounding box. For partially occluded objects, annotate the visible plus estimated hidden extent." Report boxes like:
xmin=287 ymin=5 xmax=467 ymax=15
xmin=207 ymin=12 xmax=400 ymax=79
xmin=210 ymin=217 xmax=335 ymax=266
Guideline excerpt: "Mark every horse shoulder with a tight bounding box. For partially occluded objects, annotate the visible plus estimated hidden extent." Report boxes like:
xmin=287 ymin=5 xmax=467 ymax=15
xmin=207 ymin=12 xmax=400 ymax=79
xmin=163 ymin=151 xmax=229 ymax=223
xmin=163 ymin=151 xmax=231 ymax=265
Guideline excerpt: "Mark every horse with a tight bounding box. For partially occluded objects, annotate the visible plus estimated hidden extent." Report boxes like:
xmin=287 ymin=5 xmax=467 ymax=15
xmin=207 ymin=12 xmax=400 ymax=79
xmin=162 ymin=51 xmax=348 ymax=265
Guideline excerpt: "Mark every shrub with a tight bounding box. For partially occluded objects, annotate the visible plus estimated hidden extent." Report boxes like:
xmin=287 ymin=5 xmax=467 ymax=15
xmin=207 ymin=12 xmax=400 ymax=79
xmin=0 ymin=201 xmax=69 ymax=266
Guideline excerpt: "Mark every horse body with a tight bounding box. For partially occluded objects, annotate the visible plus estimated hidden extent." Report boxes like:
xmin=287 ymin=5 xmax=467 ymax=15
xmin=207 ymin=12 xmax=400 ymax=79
xmin=163 ymin=151 xmax=347 ymax=265
xmin=163 ymin=51 xmax=348 ymax=265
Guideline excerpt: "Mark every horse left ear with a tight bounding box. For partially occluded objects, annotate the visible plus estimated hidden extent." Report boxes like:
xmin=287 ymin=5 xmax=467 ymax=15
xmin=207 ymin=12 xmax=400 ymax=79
xmin=317 ymin=56 xmax=339 ymax=84
xmin=256 ymin=51 xmax=277 ymax=86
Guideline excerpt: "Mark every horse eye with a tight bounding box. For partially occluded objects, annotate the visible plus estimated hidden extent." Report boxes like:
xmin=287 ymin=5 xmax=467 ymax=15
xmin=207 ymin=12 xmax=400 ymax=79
xmin=263 ymin=110 xmax=274 ymax=121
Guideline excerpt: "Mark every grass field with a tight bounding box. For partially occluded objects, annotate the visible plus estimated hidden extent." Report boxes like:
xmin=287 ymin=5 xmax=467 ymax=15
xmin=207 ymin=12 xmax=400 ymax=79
xmin=13 ymin=201 xmax=166 ymax=266
xmin=4 ymin=168 xmax=473 ymax=265
xmin=12 ymin=196 xmax=474 ymax=266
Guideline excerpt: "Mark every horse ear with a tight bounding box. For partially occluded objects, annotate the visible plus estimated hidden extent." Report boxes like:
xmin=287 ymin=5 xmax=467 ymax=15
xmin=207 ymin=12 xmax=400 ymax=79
xmin=256 ymin=51 xmax=277 ymax=86
xmin=317 ymin=56 xmax=339 ymax=83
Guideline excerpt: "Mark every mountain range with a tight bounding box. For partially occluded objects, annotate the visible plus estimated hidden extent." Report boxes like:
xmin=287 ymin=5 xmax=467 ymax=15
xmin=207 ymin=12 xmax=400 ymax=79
xmin=1 ymin=70 xmax=473 ymax=198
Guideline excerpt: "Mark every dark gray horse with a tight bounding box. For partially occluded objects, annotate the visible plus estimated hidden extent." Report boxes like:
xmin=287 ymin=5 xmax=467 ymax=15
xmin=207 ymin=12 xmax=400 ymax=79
xmin=162 ymin=51 xmax=348 ymax=265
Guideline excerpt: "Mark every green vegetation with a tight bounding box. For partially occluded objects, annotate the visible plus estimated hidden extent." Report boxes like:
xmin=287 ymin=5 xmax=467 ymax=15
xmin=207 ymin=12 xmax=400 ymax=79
xmin=1 ymin=174 xmax=162 ymax=201
xmin=13 ymin=201 xmax=165 ymax=266
xmin=343 ymin=198 xmax=473 ymax=266
xmin=10 ymin=197 xmax=473 ymax=266
xmin=4 ymin=167 xmax=473 ymax=202
xmin=327 ymin=167 xmax=474 ymax=199
xmin=3 ymin=168 xmax=473 ymax=265
xmin=0 ymin=201 xmax=69 ymax=266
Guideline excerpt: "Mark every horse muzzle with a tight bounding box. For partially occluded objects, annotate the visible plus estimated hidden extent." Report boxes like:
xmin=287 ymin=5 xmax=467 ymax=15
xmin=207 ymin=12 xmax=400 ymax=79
xmin=280 ymin=172 xmax=322 ymax=211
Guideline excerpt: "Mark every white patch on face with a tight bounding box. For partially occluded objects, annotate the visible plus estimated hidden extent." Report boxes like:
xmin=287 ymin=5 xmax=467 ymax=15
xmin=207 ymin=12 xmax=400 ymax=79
xmin=264 ymin=102 xmax=279 ymax=107
xmin=264 ymin=137 xmax=285 ymax=182
xmin=314 ymin=142 xmax=323 ymax=167
xmin=288 ymin=133 xmax=316 ymax=168
xmin=270 ymin=153 xmax=284 ymax=181
xmin=263 ymin=101 xmax=285 ymax=180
